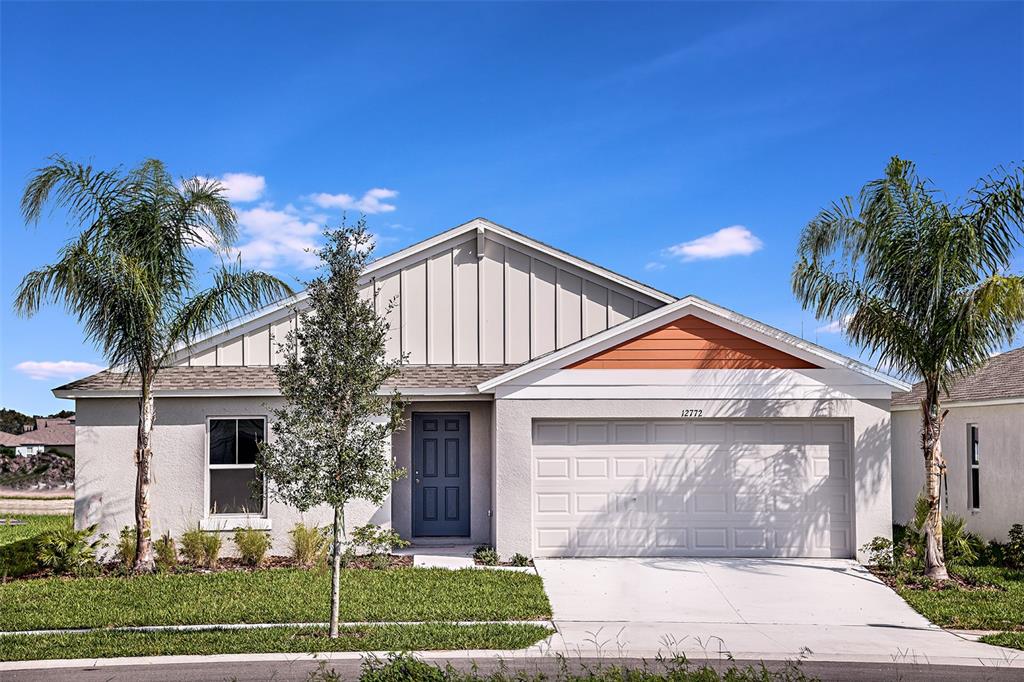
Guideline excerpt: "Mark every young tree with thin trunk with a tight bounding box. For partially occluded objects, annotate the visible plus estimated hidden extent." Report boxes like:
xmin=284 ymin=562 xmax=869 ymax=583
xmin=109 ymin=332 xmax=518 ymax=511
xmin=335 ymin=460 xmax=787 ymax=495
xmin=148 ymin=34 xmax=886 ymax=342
xmin=256 ymin=220 xmax=404 ymax=638
xmin=14 ymin=156 xmax=293 ymax=572
xmin=792 ymin=157 xmax=1024 ymax=579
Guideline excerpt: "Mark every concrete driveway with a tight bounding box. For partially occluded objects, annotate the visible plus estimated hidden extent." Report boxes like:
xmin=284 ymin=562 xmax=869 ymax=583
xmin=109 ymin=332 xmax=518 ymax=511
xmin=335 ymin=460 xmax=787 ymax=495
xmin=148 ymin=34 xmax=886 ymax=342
xmin=533 ymin=558 xmax=1022 ymax=667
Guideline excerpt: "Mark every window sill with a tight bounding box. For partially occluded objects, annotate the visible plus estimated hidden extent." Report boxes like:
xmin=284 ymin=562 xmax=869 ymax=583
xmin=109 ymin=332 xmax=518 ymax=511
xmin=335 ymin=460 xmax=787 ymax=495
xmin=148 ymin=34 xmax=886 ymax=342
xmin=200 ymin=516 xmax=271 ymax=532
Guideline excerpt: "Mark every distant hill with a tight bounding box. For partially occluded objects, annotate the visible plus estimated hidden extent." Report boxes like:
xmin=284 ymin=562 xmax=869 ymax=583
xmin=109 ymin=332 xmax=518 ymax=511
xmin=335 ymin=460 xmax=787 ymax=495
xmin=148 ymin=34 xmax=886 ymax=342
xmin=0 ymin=408 xmax=74 ymax=435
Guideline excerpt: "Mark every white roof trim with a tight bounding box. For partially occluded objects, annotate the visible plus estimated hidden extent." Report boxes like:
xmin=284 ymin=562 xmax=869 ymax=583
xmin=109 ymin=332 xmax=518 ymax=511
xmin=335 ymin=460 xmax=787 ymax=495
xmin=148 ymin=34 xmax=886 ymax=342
xmin=53 ymin=385 xmax=484 ymax=401
xmin=168 ymin=217 xmax=676 ymax=361
xmin=477 ymin=295 xmax=911 ymax=392
xmin=891 ymin=396 xmax=1024 ymax=411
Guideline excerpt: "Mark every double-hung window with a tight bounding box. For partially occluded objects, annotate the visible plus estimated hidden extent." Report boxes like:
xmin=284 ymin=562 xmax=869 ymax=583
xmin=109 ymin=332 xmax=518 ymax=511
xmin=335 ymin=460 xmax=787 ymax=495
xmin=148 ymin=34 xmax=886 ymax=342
xmin=967 ymin=424 xmax=980 ymax=510
xmin=208 ymin=418 xmax=265 ymax=516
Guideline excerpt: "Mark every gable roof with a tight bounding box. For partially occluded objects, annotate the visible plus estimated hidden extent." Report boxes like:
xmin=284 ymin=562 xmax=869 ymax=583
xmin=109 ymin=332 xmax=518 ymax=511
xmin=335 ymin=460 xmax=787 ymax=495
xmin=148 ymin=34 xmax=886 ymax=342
xmin=891 ymin=346 xmax=1024 ymax=408
xmin=53 ymin=364 xmax=521 ymax=398
xmin=478 ymin=295 xmax=910 ymax=392
xmin=167 ymin=217 xmax=678 ymax=362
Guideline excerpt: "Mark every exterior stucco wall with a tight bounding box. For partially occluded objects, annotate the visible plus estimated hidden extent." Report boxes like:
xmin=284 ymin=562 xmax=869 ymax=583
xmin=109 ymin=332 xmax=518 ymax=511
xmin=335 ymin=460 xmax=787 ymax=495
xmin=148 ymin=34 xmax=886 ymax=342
xmin=892 ymin=404 xmax=1024 ymax=541
xmin=74 ymin=397 xmax=389 ymax=557
xmin=390 ymin=400 xmax=493 ymax=544
xmin=493 ymin=398 xmax=892 ymax=562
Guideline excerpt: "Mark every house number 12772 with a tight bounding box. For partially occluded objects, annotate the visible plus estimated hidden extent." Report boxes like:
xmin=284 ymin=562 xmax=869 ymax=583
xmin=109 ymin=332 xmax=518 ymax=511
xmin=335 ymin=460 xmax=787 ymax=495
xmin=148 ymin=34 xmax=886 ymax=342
xmin=680 ymin=409 xmax=704 ymax=418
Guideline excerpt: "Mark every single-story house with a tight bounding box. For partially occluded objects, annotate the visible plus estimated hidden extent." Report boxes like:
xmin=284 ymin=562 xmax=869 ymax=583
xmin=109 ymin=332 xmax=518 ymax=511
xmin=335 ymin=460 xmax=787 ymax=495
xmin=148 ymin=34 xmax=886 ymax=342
xmin=55 ymin=218 xmax=908 ymax=561
xmin=0 ymin=418 xmax=76 ymax=457
xmin=892 ymin=348 xmax=1024 ymax=542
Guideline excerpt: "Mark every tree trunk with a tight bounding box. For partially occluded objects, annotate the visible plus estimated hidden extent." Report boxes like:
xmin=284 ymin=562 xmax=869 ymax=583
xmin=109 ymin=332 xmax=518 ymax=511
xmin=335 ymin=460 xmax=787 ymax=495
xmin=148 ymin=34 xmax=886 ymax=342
xmin=921 ymin=395 xmax=948 ymax=581
xmin=132 ymin=381 xmax=156 ymax=573
xmin=329 ymin=504 xmax=344 ymax=638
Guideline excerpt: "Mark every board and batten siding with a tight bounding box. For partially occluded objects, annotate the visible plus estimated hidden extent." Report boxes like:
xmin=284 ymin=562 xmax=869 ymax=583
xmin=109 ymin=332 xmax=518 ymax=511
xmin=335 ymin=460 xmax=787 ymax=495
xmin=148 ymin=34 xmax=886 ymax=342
xmin=174 ymin=233 xmax=665 ymax=367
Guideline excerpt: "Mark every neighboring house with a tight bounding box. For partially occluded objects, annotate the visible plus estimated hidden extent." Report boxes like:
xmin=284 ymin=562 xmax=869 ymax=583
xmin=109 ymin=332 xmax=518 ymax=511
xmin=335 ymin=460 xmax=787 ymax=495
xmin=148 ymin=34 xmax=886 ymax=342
xmin=891 ymin=348 xmax=1024 ymax=542
xmin=0 ymin=418 xmax=76 ymax=457
xmin=55 ymin=218 xmax=907 ymax=560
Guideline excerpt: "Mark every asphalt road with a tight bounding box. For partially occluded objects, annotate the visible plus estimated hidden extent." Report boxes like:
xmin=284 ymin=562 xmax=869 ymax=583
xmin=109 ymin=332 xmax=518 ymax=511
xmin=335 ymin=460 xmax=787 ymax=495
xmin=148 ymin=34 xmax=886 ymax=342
xmin=3 ymin=657 xmax=1023 ymax=681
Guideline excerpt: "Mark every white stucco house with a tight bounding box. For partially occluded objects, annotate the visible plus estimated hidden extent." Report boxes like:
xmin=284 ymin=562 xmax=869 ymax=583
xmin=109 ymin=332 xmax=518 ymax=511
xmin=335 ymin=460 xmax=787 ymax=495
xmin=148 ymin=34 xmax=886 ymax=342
xmin=891 ymin=348 xmax=1024 ymax=542
xmin=55 ymin=218 xmax=909 ymax=561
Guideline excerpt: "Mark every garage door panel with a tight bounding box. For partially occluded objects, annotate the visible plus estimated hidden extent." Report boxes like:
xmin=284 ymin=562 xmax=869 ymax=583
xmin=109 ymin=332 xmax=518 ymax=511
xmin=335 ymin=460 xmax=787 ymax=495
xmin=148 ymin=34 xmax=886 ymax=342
xmin=532 ymin=418 xmax=853 ymax=558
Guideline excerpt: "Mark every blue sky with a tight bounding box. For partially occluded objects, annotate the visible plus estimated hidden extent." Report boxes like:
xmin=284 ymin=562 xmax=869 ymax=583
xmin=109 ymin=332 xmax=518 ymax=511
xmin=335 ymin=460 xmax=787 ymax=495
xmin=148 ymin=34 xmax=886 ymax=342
xmin=2 ymin=1 xmax=1022 ymax=415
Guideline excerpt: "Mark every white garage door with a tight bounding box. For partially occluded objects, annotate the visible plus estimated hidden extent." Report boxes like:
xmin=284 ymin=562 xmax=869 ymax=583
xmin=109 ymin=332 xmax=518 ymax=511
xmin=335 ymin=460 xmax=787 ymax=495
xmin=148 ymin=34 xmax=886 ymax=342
xmin=531 ymin=419 xmax=853 ymax=558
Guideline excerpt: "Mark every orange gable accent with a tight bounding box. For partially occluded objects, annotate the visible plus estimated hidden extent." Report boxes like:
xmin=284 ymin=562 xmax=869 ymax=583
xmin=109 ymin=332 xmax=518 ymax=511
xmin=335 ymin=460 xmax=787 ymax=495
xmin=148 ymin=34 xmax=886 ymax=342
xmin=567 ymin=315 xmax=819 ymax=369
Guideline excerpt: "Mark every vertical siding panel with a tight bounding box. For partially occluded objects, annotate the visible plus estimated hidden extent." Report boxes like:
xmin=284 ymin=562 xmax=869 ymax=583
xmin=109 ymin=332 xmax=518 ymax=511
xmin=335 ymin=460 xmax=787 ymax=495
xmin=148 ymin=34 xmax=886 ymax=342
xmin=270 ymin=314 xmax=295 ymax=365
xmin=505 ymin=248 xmax=531 ymax=363
xmin=583 ymin=281 xmax=609 ymax=338
xmin=480 ymin=238 xmax=505 ymax=364
xmin=531 ymin=260 xmax=557 ymax=357
xmin=217 ymin=337 xmax=244 ymax=366
xmin=452 ymin=240 xmax=479 ymax=364
xmin=402 ymin=260 xmax=428 ymax=364
xmin=608 ymin=290 xmax=634 ymax=326
xmin=557 ymin=270 xmax=583 ymax=349
xmin=191 ymin=347 xmax=217 ymax=366
xmin=245 ymin=325 xmax=271 ymax=366
xmin=428 ymin=250 xmax=454 ymax=364
xmin=376 ymin=272 xmax=402 ymax=362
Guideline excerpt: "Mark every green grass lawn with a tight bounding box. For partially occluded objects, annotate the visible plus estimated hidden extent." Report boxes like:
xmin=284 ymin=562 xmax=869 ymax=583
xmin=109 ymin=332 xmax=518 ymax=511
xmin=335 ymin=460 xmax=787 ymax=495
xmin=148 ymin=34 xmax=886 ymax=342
xmin=0 ymin=567 xmax=552 ymax=631
xmin=980 ymin=631 xmax=1024 ymax=650
xmin=0 ymin=623 xmax=553 ymax=662
xmin=894 ymin=565 xmax=1024 ymax=645
xmin=0 ymin=514 xmax=71 ymax=546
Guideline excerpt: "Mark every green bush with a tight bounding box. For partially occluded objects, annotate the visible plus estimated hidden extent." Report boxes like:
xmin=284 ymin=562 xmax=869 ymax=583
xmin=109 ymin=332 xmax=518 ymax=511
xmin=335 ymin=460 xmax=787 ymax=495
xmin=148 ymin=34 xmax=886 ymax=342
xmin=0 ymin=536 xmax=44 ymax=578
xmin=115 ymin=526 xmax=137 ymax=568
xmin=36 ymin=524 xmax=101 ymax=576
xmin=351 ymin=524 xmax=409 ymax=569
xmin=1007 ymin=523 xmax=1024 ymax=569
xmin=180 ymin=528 xmax=222 ymax=569
xmin=510 ymin=553 xmax=530 ymax=567
xmin=233 ymin=527 xmax=271 ymax=567
xmin=473 ymin=545 xmax=499 ymax=566
xmin=154 ymin=531 xmax=178 ymax=572
xmin=861 ymin=536 xmax=895 ymax=572
xmin=289 ymin=522 xmax=329 ymax=568
xmin=901 ymin=497 xmax=978 ymax=572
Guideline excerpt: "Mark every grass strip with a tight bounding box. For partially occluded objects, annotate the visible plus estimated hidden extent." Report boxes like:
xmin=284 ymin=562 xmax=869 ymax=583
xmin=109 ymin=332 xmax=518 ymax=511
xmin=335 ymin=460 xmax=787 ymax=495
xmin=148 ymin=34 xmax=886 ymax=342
xmin=0 ymin=623 xmax=553 ymax=662
xmin=980 ymin=632 xmax=1024 ymax=651
xmin=894 ymin=566 xmax=1024 ymax=631
xmin=0 ymin=567 xmax=552 ymax=631
xmin=0 ymin=515 xmax=71 ymax=547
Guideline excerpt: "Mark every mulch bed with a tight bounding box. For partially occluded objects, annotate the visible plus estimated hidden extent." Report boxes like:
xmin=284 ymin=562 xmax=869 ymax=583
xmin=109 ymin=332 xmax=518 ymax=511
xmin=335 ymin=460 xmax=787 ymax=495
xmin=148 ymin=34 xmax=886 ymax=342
xmin=868 ymin=565 xmax=1003 ymax=592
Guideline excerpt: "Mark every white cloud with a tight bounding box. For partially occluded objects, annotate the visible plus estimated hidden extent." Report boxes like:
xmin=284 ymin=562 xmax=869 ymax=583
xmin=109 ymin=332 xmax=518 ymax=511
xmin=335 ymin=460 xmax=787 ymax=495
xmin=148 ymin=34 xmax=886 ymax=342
xmin=664 ymin=225 xmax=764 ymax=262
xmin=307 ymin=188 xmax=399 ymax=214
xmin=644 ymin=261 xmax=666 ymax=272
xmin=231 ymin=206 xmax=322 ymax=270
xmin=15 ymin=360 xmax=103 ymax=381
xmin=196 ymin=172 xmax=266 ymax=202
xmin=816 ymin=314 xmax=853 ymax=334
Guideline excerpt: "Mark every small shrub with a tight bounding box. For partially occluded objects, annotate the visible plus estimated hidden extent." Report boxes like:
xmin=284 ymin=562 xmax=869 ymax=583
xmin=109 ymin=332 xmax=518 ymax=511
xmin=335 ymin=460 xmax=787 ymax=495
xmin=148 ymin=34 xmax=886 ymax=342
xmin=903 ymin=496 xmax=978 ymax=572
xmin=510 ymin=552 xmax=530 ymax=567
xmin=941 ymin=513 xmax=977 ymax=566
xmin=290 ymin=522 xmax=329 ymax=568
xmin=180 ymin=527 xmax=222 ymax=569
xmin=980 ymin=539 xmax=1007 ymax=567
xmin=351 ymin=524 xmax=409 ymax=569
xmin=1006 ymin=523 xmax=1024 ymax=569
xmin=154 ymin=531 xmax=178 ymax=572
xmin=36 ymin=524 xmax=100 ymax=575
xmin=115 ymin=526 xmax=137 ymax=568
xmin=473 ymin=545 xmax=499 ymax=566
xmin=861 ymin=536 xmax=895 ymax=572
xmin=233 ymin=527 xmax=271 ymax=567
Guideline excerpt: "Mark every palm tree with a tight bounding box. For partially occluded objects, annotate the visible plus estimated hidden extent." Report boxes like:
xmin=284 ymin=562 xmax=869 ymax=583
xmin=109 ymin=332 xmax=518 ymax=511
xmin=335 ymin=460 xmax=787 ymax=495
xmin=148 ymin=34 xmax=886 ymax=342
xmin=15 ymin=156 xmax=294 ymax=572
xmin=792 ymin=157 xmax=1024 ymax=579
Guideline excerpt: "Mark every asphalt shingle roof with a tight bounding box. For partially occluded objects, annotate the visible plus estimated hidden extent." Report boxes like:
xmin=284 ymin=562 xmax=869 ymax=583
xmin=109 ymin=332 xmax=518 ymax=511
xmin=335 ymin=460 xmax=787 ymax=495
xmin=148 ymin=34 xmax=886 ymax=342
xmin=55 ymin=364 xmax=521 ymax=394
xmin=891 ymin=347 xmax=1024 ymax=406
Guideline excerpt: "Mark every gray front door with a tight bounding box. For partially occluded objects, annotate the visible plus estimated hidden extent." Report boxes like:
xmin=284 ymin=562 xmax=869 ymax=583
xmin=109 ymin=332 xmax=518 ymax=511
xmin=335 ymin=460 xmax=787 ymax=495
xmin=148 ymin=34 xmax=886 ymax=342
xmin=412 ymin=412 xmax=470 ymax=537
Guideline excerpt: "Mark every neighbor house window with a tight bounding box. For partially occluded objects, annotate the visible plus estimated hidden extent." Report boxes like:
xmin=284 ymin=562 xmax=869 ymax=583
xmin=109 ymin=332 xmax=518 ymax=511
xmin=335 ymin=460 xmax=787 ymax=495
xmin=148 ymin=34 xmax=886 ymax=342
xmin=208 ymin=418 xmax=265 ymax=515
xmin=968 ymin=424 xmax=980 ymax=510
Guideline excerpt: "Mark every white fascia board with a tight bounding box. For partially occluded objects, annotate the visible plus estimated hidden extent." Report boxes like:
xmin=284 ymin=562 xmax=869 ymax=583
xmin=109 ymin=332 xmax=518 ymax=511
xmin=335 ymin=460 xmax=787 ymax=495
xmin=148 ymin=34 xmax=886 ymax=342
xmin=478 ymin=296 xmax=911 ymax=392
xmin=891 ymin=396 xmax=1024 ymax=411
xmin=55 ymin=386 xmax=485 ymax=401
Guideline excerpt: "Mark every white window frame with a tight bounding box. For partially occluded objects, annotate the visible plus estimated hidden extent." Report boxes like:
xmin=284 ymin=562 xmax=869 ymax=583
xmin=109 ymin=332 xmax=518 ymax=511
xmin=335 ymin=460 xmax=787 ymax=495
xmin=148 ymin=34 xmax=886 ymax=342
xmin=967 ymin=423 xmax=980 ymax=511
xmin=204 ymin=415 xmax=270 ymax=528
